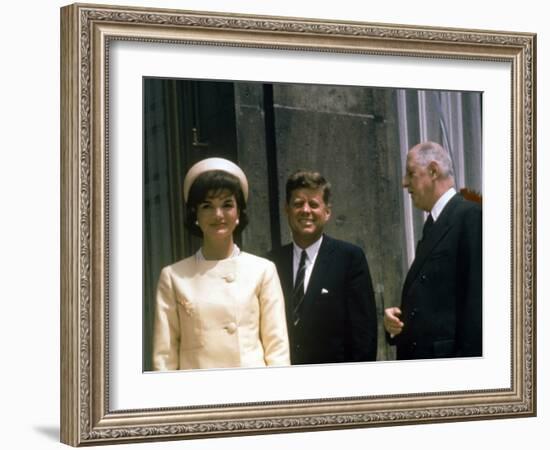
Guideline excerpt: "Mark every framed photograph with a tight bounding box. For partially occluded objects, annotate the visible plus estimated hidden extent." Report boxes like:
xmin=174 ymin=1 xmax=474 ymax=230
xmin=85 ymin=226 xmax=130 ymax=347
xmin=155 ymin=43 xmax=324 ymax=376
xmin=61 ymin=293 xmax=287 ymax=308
xmin=60 ymin=3 xmax=536 ymax=446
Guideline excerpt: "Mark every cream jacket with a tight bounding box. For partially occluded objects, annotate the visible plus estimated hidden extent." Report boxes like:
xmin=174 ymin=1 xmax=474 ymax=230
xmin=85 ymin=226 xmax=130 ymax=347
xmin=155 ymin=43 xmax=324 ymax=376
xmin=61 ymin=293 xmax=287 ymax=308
xmin=153 ymin=252 xmax=290 ymax=371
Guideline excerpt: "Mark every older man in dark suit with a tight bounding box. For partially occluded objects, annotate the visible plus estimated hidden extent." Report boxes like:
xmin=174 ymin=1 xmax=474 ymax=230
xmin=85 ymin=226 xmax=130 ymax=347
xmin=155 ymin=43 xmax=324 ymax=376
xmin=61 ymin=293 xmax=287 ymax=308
xmin=384 ymin=141 xmax=482 ymax=360
xmin=268 ymin=170 xmax=377 ymax=365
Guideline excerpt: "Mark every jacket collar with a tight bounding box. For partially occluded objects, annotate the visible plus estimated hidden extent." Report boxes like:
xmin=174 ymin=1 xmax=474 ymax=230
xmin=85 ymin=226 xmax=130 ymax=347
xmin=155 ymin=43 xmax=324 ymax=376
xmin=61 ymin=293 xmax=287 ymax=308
xmin=403 ymin=194 xmax=462 ymax=295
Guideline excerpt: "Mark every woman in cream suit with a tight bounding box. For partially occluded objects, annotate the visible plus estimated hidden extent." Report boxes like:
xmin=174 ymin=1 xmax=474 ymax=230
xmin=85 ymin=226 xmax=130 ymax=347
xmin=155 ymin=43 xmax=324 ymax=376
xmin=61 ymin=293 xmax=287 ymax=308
xmin=153 ymin=158 xmax=290 ymax=371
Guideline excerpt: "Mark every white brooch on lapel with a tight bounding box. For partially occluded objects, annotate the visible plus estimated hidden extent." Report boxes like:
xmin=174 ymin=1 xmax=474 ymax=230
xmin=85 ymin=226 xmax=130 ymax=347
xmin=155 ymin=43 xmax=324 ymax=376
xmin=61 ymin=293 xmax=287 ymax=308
xmin=222 ymin=273 xmax=236 ymax=283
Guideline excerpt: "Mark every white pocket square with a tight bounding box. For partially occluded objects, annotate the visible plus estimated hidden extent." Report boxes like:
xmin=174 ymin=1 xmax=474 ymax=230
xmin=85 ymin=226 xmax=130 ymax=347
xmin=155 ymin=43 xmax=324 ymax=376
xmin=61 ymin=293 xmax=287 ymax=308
xmin=321 ymin=288 xmax=329 ymax=294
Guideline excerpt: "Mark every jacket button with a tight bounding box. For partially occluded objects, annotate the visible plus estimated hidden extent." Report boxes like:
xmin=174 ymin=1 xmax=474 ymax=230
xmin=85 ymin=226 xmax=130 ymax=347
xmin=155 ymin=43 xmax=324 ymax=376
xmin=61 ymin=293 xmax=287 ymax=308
xmin=420 ymin=274 xmax=427 ymax=282
xmin=225 ymin=323 xmax=237 ymax=334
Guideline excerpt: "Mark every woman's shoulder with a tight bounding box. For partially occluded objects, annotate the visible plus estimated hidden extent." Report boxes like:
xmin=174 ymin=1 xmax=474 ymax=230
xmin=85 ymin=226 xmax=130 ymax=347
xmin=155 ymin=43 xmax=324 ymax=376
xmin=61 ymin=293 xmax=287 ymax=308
xmin=238 ymin=252 xmax=276 ymax=269
xmin=162 ymin=253 xmax=276 ymax=275
xmin=161 ymin=255 xmax=197 ymax=275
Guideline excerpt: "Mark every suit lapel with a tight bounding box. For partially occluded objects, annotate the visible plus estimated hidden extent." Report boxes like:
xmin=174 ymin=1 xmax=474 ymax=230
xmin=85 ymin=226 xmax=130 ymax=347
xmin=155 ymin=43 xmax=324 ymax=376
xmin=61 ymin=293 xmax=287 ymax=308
xmin=275 ymin=244 xmax=295 ymax=329
xmin=403 ymin=195 xmax=461 ymax=295
xmin=279 ymin=244 xmax=294 ymax=301
xmin=303 ymin=235 xmax=335 ymax=307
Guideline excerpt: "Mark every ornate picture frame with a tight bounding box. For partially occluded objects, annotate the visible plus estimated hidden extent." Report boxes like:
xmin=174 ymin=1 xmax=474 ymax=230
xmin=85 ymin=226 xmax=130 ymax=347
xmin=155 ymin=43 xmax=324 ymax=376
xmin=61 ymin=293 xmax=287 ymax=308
xmin=60 ymin=3 xmax=536 ymax=446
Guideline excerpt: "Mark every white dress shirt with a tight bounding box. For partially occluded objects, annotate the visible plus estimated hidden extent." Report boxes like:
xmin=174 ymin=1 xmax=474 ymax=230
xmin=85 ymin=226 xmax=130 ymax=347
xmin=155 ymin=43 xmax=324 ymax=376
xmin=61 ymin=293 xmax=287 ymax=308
xmin=292 ymin=235 xmax=323 ymax=293
xmin=431 ymin=187 xmax=457 ymax=221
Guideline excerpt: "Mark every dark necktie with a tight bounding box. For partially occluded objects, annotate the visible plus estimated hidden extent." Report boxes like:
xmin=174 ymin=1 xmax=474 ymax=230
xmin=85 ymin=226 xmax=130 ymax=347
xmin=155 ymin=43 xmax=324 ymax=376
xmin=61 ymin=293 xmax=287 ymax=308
xmin=292 ymin=250 xmax=307 ymax=326
xmin=422 ymin=213 xmax=434 ymax=240
xmin=416 ymin=214 xmax=434 ymax=253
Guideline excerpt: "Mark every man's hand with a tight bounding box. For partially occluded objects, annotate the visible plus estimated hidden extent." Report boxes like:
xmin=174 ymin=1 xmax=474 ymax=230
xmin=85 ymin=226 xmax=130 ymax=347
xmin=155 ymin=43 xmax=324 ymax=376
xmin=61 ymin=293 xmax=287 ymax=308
xmin=384 ymin=307 xmax=404 ymax=337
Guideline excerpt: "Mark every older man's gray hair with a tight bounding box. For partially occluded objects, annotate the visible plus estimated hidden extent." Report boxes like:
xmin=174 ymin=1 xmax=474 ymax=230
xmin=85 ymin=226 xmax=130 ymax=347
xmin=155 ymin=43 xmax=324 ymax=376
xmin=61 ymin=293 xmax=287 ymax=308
xmin=413 ymin=141 xmax=455 ymax=179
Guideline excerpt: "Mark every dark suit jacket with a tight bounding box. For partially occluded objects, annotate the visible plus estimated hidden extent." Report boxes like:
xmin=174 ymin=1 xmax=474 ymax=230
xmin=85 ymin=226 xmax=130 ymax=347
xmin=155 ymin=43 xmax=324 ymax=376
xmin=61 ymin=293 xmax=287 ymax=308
xmin=391 ymin=193 xmax=482 ymax=360
xmin=268 ymin=235 xmax=377 ymax=365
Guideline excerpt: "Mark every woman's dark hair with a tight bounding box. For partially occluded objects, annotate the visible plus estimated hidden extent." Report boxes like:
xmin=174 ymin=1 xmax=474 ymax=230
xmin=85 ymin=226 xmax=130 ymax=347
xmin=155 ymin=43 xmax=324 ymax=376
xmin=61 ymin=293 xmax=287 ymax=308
xmin=184 ymin=170 xmax=248 ymax=237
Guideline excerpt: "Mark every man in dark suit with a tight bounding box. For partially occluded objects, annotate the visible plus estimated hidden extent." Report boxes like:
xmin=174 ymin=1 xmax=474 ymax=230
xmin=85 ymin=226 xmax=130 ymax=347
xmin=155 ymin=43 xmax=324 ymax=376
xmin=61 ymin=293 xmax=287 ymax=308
xmin=269 ymin=170 xmax=377 ymax=365
xmin=384 ymin=141 xmax=482 ymax=360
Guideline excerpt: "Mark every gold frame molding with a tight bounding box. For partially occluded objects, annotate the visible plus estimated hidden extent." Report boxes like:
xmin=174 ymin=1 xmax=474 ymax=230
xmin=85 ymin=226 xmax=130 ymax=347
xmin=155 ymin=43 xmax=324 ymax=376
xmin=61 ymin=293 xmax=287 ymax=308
xmin=60 ymin=2 xmax=536 ymax=446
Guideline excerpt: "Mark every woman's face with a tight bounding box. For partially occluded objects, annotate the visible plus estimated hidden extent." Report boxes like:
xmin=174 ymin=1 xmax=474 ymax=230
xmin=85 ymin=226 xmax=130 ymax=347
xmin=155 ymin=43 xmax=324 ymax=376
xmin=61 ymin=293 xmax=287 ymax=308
xmin=196 ymin=189 xmax=239 ymax=241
